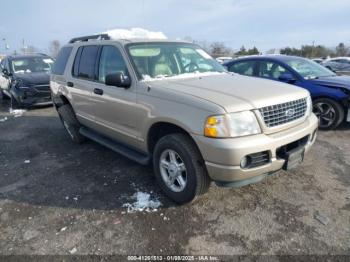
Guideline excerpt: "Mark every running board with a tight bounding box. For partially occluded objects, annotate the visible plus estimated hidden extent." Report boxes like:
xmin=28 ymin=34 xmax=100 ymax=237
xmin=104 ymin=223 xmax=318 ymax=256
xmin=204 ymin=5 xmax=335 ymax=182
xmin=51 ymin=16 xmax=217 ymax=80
xmin=79 ymin=127 xmax=150 ymax=165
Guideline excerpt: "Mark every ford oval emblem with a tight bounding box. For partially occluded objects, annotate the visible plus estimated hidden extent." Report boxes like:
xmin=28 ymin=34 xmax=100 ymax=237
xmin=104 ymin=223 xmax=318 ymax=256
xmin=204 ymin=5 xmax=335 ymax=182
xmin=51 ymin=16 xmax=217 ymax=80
xmin=285 ymin=109 xmax=295 ymax=117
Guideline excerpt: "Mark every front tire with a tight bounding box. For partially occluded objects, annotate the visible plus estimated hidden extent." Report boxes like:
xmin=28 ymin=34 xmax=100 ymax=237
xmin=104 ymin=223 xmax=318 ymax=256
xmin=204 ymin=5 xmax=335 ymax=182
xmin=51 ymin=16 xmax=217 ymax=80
xmin=57 ymin=104 xmax=86 ymax=144
xmin=153 ymin=133 xmax=210 ymax=204
xmin=313 ymin=98 xmax=344 ymax=130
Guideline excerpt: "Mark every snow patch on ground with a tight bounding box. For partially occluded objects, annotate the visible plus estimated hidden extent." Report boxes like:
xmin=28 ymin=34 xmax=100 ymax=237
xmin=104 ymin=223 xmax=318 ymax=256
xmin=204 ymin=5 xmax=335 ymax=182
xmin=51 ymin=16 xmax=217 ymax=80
xmin=0 ymin=117 xmax=7 ymax=122
xmin=9 ymin=109 xmax=26 ymax=117
xmin=123 ymin=192 xmax=161 ymax=213
xmin=103 ymin=28 xmax=167 ymax=40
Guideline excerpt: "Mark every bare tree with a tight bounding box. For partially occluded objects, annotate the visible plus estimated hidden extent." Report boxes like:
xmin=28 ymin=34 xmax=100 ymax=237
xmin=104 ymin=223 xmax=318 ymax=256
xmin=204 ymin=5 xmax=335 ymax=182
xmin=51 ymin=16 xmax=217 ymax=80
xmin=49 ymin=40 xmax=61 ymax=58
xmin=209 ymin=42 xmax=232 ymax=58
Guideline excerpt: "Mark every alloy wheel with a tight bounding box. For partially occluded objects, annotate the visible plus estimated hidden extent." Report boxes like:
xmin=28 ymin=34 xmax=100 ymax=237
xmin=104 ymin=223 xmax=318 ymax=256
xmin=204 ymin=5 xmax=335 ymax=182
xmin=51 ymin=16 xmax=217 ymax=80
xmin=313 ymin=102 xmax=336 ymax=128
xmin=159 ymin=149 xmax=187 ymax=193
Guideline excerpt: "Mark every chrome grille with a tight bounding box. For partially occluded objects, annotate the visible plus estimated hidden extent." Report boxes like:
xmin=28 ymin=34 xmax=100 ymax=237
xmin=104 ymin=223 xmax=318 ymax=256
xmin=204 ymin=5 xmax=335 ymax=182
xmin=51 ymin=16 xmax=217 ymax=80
xmin=259 ymin=98 xmax=307 ymax=128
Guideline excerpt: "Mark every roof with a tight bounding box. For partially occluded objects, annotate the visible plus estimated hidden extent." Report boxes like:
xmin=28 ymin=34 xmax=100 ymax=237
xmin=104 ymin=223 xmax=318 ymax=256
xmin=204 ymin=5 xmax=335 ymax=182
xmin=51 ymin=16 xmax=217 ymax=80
xmin=224 ymin=54 xmax=308 ymax=64
xmin=67 ymin=38 xmax=192 ymax=46
xmin=69 ymin=38 xmax=192 ymax=45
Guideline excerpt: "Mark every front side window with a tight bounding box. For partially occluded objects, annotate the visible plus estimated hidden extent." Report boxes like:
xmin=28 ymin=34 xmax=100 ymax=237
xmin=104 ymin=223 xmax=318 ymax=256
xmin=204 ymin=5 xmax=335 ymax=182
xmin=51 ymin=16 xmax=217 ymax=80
xmin=285 ymin=58 xmax=336 ymax=79
xmin=258 ymin=61 xmax=288 ymax=79
xmin=98 ymin=46 xmax=129 ymax=83
xmin=229 ymin=61 xmax=255 ymax=76
xmin=10 ymin=57 xmax=54 ymax=74
xmin=75 ymin=45 xmax=99 ymax=80
xmin=127 ymin=43 xmax=224 ymax=80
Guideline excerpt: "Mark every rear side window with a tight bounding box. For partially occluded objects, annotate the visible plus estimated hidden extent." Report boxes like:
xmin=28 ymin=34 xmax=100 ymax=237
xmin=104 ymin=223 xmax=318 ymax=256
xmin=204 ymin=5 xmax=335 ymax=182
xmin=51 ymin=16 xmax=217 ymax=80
xmin=258 ymin=61 xmax=287 ymax=79
xmin=229 ymin=61 xmax=255 ymax=76
xmin=73 ymin=45 xmax=99 ymax=80
xmin=52 ymin=46 xmax=73 ymax=75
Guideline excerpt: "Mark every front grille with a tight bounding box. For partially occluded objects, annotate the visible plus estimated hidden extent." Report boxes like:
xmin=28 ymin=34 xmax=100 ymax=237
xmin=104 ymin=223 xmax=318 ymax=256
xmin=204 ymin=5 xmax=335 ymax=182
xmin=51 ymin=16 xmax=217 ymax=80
xmin=246 ymin=151 xmax=270 ymax=168
xmin=259 ymin=98 xmax=307 ymax=128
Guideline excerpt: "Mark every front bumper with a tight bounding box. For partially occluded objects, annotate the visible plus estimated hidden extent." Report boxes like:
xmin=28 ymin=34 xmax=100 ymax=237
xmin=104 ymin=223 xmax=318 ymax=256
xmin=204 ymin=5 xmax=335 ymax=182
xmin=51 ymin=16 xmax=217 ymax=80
xmin=192 ymin=114 xmax=318 ymax=185
xmin=12 ymin=87 xmax=52 ymax=106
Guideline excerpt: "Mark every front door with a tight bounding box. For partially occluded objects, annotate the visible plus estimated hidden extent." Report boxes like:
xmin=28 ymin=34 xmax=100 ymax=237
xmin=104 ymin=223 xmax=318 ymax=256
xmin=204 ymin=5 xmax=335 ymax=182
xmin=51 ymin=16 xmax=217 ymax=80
xmin=90 ymin=45 xmax=140 ymax=148
xmin=0 ymin=59 xmax=11 ymax=92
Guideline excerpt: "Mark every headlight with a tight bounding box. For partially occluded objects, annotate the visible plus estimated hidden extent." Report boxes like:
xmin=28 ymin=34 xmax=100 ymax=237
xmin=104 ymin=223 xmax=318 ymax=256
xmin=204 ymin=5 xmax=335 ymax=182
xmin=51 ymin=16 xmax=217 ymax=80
xmin=204 ymin=111 xmax=261 ymax=138
xmin=305 ymin=95 xmax=312 ymax=116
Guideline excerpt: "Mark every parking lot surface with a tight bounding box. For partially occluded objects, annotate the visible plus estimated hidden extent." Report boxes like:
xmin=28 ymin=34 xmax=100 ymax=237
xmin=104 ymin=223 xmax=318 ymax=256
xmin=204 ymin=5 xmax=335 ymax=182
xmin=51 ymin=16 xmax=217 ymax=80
xmin=0 ymin=99 xmax=349 ymax=256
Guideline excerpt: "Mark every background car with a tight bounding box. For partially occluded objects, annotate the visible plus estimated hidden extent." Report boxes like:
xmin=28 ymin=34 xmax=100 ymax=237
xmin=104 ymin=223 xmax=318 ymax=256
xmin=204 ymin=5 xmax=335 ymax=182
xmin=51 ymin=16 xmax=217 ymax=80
xmin=0 ymin=54 xmax=54 ymax=108
xmin=216 ymin=56 xmax=232 ymax=64
xmin=224 ymin=55 xmax=350 ymax=129
xmin=322 ymin=57 xmax=350 ymax=75
xmin=312 ymin=58 xmax=324 ymax=64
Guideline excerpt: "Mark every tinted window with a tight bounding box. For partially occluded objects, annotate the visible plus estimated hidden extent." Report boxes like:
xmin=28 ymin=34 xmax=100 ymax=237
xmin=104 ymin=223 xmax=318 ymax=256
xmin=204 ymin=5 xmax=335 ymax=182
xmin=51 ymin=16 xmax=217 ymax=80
xmin=229 ymin=61 xmax=255 ymax=76
xmin=76 ymin=46 xmax=99 ymax=80
xmin=52 ymin=47 xmax=73 ymax=75
xmin=72 ymin=47 xmax=83 ymax=77
xmin=258 ymin=61 xmax=288 ymax=79
xmin=98 ymin=46 xmax=129 ymax=83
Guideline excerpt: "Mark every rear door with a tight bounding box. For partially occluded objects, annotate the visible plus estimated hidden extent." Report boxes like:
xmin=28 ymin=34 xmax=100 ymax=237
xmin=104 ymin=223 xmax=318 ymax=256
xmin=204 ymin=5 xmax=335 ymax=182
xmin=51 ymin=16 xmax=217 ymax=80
xmin=68 ymin=45 xmax=100 ymax=125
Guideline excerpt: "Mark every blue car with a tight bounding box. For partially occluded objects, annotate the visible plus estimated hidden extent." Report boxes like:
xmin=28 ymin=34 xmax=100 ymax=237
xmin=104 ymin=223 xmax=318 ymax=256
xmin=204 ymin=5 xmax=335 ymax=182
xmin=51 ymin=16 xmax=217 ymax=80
xmin=224 ymin=55 xmax=350 ymax=129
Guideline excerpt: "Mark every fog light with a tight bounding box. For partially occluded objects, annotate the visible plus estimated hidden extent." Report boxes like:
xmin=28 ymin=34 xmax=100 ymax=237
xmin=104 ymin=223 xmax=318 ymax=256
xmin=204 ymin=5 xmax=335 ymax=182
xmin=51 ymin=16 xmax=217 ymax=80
xmin=240 ymin=156 xmax=249 ymax=169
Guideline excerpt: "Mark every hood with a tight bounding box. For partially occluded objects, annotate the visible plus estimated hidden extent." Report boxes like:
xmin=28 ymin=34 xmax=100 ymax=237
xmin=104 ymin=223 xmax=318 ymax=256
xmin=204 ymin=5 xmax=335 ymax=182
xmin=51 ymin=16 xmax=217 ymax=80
xmin=147 ymin=73 xmax=308 ymax=112
xmin=13 ymin=72 xmax=50 ymax=86
xmin=308 ymin=75 xmax=350 ymax=91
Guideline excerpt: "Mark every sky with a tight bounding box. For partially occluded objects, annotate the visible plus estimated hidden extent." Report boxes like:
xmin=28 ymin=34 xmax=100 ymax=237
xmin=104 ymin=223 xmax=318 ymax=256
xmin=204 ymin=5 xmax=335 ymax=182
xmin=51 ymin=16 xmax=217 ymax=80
xmin=0 ymin=0 xmax=349 ymax=54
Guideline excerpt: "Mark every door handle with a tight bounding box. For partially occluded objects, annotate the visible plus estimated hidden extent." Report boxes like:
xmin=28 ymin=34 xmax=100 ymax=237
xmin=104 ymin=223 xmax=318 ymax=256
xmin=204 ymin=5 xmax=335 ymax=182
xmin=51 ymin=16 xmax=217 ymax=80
xmin=94 ymin=88 xmax=104 ymax=95
xmin=67 ymin=82 xmax=74 ymax=87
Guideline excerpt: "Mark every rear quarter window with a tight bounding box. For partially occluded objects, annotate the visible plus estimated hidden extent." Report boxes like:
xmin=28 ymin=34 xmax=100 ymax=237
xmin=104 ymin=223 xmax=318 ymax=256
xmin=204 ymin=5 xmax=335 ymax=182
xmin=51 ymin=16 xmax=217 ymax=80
xmin=52 ymin=46 xmax=73 ymax=75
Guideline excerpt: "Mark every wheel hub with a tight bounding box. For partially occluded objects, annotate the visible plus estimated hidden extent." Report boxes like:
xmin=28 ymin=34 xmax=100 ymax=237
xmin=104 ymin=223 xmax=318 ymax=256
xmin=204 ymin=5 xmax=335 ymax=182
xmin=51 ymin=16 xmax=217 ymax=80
xmin=159 ymin=149 xmax=187 ymax=193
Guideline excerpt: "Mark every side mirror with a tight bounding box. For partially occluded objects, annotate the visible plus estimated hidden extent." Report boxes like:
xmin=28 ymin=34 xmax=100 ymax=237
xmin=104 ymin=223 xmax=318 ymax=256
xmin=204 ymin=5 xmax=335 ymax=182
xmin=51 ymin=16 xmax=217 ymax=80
xmin=105 ymin=72 xmax=131 ymax=88
xmin=278 ymin=73 xmax=296 ymax=83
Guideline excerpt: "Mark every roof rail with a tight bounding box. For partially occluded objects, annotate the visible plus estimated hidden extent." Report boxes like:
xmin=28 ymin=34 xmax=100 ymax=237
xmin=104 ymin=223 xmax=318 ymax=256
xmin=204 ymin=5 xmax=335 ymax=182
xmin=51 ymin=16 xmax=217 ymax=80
xmin=68 ymin=34 xmax=110 ymax=44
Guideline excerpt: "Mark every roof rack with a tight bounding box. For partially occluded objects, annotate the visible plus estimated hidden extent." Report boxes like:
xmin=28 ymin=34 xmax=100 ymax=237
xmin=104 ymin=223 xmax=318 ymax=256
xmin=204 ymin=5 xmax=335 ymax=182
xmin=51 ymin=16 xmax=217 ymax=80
xmin=68 ymin=34 xmax=110 ymax=44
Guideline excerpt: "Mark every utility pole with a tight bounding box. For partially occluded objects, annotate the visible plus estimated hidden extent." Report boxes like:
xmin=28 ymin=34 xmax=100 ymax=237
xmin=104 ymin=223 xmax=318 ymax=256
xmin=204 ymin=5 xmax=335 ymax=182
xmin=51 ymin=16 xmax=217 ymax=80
xmin=312 ymin=40 xmax=315 ymax=58
xmin=22 ymin=38 xmax=27 ymax=55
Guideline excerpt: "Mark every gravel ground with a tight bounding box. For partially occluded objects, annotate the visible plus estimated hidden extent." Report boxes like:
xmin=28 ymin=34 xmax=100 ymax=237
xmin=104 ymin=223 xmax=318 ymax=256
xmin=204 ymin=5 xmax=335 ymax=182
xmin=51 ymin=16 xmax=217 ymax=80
xmin=0 ymin=98 xmax=349 ymax=256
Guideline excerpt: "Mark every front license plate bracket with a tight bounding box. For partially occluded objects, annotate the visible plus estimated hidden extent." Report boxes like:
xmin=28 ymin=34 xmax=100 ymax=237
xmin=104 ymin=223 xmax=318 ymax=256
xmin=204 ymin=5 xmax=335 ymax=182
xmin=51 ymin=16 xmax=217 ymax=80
xmin=282 ymin=147 xmax=305 ymax=170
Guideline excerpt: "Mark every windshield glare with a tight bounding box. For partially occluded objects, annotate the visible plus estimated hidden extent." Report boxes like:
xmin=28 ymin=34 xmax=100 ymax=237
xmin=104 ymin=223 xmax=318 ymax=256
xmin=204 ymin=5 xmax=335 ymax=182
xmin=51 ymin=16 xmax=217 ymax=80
xmin=285 ymin=58 xmax=335 ymax=79
xmin=11 ymin=57 xmax=54 ymax=74
xmin=127 ymin=43 xmax=225 ymax=80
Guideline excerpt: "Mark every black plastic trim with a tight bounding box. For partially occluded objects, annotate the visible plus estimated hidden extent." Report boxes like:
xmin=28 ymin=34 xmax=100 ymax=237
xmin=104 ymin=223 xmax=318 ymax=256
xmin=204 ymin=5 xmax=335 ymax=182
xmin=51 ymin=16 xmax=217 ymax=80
xmin=79 ymin=127 xmax=150 ymax=165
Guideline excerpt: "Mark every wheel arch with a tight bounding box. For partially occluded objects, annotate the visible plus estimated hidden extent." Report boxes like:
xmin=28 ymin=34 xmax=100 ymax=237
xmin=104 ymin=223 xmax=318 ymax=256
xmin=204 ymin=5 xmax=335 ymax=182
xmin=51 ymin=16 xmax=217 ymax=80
xmin=147 ymin=121 xmax=202 ymax=157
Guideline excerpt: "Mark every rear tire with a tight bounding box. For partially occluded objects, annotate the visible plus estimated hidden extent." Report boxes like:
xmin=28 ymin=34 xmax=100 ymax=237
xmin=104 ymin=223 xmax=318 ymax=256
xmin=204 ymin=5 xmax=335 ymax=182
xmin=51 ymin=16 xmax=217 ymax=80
xmin=153 ymin=133 xmax=211 ymax=204
xmin=313 ymin=98 xmax=344 ymax=130
xmin=57 ymin=104 xmax=86 ymax=144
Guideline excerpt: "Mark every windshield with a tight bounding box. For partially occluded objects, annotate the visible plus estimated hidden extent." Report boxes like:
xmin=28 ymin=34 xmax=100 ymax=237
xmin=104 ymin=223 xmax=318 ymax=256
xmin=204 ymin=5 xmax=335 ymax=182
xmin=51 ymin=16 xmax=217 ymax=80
xmin=285 ymin=58 xmax=336 ymax=79
xmin=11 ymin=57 xmax=54 ymax=74
xmin=127 ymin=43 xmax=225 ymax=80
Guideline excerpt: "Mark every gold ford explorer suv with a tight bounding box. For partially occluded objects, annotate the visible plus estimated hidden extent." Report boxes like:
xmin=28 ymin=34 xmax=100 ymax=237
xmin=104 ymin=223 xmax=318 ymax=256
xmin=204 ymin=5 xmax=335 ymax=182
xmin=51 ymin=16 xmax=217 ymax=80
xmin=50 ymin=34 xmax=318 ymax=203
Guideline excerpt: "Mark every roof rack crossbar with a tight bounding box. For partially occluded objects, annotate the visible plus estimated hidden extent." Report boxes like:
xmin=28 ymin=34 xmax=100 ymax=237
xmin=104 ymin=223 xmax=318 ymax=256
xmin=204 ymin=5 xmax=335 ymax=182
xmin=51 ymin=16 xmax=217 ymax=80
xmin=69 ymin=34 xmax=110 ymax=44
